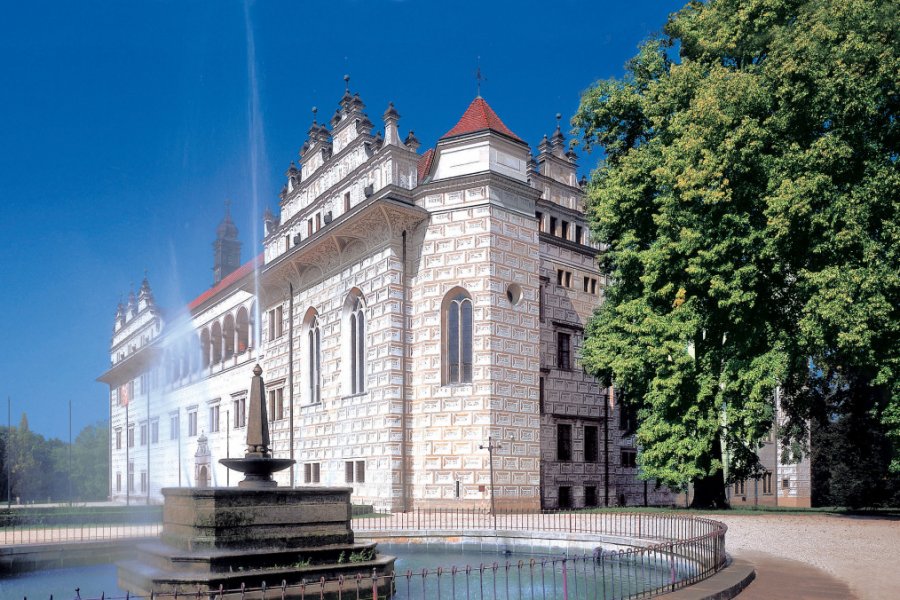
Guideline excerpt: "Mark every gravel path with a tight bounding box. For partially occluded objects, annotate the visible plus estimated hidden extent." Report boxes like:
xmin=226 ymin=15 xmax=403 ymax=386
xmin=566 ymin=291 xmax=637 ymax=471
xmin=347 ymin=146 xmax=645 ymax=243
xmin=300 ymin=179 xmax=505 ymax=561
xmin=699 ymin=513 xmax=899 ymax=599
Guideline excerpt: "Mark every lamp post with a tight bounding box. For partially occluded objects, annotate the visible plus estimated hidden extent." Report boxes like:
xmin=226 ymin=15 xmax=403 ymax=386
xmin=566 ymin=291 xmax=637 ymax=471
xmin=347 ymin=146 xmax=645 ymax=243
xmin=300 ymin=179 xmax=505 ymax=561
xmin=479 ymin=432 xmax=514 ymax=530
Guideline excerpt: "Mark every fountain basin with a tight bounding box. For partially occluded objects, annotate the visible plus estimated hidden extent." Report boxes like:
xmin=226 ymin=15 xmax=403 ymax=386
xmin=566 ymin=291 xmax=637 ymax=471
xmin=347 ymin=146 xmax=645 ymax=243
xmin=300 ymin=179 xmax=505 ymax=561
xmin=218 ymin=457 xmax=295 ymax=488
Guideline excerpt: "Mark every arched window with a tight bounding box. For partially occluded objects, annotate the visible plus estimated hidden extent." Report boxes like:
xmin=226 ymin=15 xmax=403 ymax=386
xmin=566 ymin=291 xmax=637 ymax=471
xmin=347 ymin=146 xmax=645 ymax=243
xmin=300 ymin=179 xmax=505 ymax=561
xmin=200 ymin=329 xmax=210 ymax=368
xmin=180 ymin=341 xmax=189 ymax=380
xmin=443 ymin=288 xmax=473 ymax=384
xmin=192 ymin=334 xmax=202 ymax=373
xmin=306 ymin=311 xmax=321 ymax=404
xmin=170 ymin=349 xmax=180 ymax=382
xmin=211 ymin=322 xmax=222 ymax=364
xmin=344 ymin=291 xmax=366 ymax=395
xmin=236 ymin=307 xmax=250 ymax=353
xmin=223 ymin=314 xmax=235 ymax=360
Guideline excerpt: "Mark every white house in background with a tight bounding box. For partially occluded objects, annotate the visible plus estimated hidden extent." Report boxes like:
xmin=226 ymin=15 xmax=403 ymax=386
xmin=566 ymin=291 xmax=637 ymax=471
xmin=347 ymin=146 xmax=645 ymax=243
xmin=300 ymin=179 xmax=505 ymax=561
xmin=99 ymin=84 xmax=675 ymax=511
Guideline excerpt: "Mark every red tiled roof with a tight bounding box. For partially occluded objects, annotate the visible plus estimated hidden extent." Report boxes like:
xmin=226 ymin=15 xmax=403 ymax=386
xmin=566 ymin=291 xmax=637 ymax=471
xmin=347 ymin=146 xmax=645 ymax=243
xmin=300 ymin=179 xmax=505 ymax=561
xmin=417 ymin=148 xmax=435 ymax=182
xmin=440 ymin=97 xmax=523 ymax=143
xmin=187 ymin=253 xmax=264 ymax=312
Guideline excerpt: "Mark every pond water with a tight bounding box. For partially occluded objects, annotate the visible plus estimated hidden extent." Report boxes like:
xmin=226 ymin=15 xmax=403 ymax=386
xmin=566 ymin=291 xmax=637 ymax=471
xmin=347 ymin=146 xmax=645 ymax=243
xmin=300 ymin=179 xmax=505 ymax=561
xmin=0 ymin=544 xmax=678 ymax=600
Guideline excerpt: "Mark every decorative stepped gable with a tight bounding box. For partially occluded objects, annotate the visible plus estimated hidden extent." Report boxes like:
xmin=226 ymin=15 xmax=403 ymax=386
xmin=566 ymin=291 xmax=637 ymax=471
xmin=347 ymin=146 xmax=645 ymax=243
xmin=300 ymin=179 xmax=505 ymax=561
xmin=267 ymin=82 xmax=424 ymax=267
xmin=534 ymin=114 xmax=580 ymax=194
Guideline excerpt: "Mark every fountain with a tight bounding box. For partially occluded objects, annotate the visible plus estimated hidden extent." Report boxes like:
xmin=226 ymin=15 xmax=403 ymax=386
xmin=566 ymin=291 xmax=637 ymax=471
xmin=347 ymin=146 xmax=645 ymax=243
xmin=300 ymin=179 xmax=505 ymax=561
xmin=117 ymin=364 xmax=394 ymax=597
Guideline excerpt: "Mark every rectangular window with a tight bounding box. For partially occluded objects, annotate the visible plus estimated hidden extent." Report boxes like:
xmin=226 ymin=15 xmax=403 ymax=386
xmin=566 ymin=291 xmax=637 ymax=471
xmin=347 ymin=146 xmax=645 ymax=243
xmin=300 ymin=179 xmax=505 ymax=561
xmin=535 ymin=211 xmax=543 ymax=232
xmin=116 ymin=472 xmax=122 ymax=492
xmin=140 ymin=471 xmax=147 ymax=493
xmin=304 ymin=463 xmax=321 ymax=484
xmin=619 ymin=405 xmax=637 ymax=434
xmin=188 ymin=410 xmax=198 ymax=437
xmin=585 ymin=485 xmax=598 ymax=507
xmin=590 ymin=278 xmax=598 ymax=295
xmin=538 ymin=284 xmax=544 ymax=321
xmin=316 ymin=213 xmax=321 ymax=231
xmin=307 ymin=218 xmax=313 ymax=236
xmin=621 ymin=449 xmax=637 ymax=469
xmin=170 ymin=414 xmax=179 ymax=440
xmin=763 ymin=472 xmax=773 ymax=494
xmin=782 ymin=478 xmax=790 ymax=489
xmin=276 ymin=388 xmax=284 ymax=420
xmin=151 ymin=419 xmax=159 ymax=444
xmin=558 ymin=486 xmax=572 ymax=509
xmin=127 ymin=425 xmax=135 ymax=448
xmin=345 ymin=461 xmax=355 ymax=483
xmin=127 ymin=463 xmax=135 ymax=492
xmin=557 ymin=424 xmax=572 ymax=461
xmin=575 ymin=225 xmax=583 ymax=245
xmin=268 ymin=306 xmax=284 ymax=341
xmin=115 ymin=428 xmax=122 ymax=450
xmin=234 ymin=397 xmax=246 ymax=428
xmin=584 ymin=425 xmax=599 ymax=462
xmin=356 ymin=460 xmax=365 ymax=483
xmin=209 ymin=405 xmax=220 ymax=433
xmin=140 ymin=422 xmax=148 ymax=446
xmin=140 ymin=372 xmax=150 ymax=395
xmin=539 ymin=377 xmax=545 ymax=415
xmin=344 ymin=191 xmax=351 ymax=212
xmin=268 ymin=388 xmax=285 ymax=421
xmin=549 ymin=216 xmax=558 ymax=236
xmin=556 ymin=270 xmax=572 ymax=288
xmin=561 ymin=220 xmax=570 ymax=239
xmin=557 ymin=332 xmax=571 ymax=370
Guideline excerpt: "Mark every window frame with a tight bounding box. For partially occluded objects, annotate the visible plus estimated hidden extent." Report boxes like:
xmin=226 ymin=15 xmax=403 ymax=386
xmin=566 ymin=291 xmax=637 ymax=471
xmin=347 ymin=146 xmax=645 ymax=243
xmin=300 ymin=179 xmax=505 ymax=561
xmin=442 ymin=288 xmax=474 ymax=385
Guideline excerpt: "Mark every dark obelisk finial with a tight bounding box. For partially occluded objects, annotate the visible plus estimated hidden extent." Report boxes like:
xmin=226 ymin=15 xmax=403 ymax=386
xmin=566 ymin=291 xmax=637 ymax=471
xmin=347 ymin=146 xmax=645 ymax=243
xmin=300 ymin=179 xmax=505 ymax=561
xmin=245 ymin=363 xmax=270 ymax=456
xmin=220 ymin=364 xmax=294 ymax=488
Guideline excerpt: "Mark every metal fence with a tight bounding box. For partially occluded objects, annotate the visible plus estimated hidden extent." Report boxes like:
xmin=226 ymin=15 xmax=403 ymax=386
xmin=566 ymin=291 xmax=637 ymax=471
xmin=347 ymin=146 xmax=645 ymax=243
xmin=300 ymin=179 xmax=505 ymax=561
xmin=0 ymin=507 xmax=162 ymax=545
xmin=1 ymin=509 xmax=727 ymax=600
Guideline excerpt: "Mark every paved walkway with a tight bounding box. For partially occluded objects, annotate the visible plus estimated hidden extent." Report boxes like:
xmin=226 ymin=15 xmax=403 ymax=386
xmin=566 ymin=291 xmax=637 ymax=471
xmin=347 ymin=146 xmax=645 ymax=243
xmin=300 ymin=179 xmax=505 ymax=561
xmin=733 ymin=551 xmax=857 ymax=599
xmin=701 ymin=513 xmax=899 ymax=599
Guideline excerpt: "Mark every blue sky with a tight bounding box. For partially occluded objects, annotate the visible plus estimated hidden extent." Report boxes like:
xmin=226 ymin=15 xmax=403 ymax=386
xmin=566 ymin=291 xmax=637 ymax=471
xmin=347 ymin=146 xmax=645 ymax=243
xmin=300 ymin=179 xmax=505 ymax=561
xmin=0 ymin=0 xmax=685 ymax=441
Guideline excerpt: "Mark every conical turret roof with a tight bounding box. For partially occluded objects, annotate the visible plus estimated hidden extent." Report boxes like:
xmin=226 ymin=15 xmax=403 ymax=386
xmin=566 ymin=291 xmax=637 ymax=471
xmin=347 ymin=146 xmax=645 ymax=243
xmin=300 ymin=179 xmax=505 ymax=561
xmin=440 ymin=97 xmax=523 ymax=143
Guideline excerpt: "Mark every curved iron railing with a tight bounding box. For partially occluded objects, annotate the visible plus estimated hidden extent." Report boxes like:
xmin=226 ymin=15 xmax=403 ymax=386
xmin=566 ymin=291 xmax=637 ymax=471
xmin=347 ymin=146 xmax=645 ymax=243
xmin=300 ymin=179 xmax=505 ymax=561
xmin=0 ymin=509 xmax=727 ymax=599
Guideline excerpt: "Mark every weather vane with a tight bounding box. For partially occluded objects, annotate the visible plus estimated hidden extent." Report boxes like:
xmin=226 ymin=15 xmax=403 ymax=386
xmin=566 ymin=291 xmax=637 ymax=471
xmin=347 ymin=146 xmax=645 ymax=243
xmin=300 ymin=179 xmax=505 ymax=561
xmin=476 ymin=56 xmax=486 ymax=98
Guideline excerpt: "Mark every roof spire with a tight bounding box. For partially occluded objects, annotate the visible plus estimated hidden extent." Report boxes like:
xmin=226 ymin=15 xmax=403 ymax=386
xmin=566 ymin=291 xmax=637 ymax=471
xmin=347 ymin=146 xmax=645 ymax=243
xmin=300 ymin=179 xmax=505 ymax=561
xmin=475 ymin=56 xmax=486 ymax=98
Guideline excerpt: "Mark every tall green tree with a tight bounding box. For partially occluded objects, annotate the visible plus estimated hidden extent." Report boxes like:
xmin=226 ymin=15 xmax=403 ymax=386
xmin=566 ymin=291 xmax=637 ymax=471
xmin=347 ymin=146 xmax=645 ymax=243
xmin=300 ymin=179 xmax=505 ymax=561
xmin=68 ymin=422 xmax=109 ymax=501
xmin=574 ymin=0 xmax=898 ymax=506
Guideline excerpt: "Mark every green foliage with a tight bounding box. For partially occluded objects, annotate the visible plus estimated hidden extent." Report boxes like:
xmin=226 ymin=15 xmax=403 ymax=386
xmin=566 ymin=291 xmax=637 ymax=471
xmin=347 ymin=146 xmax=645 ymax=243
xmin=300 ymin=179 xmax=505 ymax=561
xmin=574 ymin=0 xmax=899 ymax=501
xmin=0 ymin=418 xmax=109 ymax=503
xmin=349 ymin=548 xmax=376 ymax=563
xmin=337 ymin=551 xmax=346 ymax=564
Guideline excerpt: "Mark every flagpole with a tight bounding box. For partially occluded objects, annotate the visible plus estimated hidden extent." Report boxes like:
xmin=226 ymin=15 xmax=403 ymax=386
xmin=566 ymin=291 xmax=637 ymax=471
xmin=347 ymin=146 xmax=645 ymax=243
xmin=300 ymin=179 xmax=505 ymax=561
xmin=6 ymin=396 xmax=10 ymax=508
xmin=125 ymin=396 xmax=130 ymax=506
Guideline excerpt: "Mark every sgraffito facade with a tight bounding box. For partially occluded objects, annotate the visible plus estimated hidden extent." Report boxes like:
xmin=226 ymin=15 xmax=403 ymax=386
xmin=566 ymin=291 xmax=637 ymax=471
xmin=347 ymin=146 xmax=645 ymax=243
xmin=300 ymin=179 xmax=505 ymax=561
xmin=100 ymin=86 xmax=674 ymax=511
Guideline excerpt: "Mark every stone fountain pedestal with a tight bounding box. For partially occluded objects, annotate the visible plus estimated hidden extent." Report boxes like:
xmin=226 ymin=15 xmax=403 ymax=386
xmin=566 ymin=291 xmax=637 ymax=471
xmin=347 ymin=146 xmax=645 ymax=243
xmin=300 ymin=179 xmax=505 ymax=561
xmin=118 ymin=486 xmax=393 ymax=597
xmin=117 ymin=365 xmax=394 ymax=598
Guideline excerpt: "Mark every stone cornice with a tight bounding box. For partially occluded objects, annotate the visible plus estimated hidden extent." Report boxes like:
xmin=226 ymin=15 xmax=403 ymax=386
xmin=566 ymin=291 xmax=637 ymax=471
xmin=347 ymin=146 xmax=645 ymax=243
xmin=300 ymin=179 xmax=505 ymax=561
xmin=539 ymin=232 xmax=600 ymax=259
xmin=258 ymin=194 xmax=426 ymax=297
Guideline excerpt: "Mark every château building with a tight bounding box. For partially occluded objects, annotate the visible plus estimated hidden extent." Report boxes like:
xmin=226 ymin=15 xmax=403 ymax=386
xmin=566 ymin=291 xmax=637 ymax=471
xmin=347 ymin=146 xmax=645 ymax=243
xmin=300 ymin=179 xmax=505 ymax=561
xmin=98 ymin=84 xmax=675 ymax=511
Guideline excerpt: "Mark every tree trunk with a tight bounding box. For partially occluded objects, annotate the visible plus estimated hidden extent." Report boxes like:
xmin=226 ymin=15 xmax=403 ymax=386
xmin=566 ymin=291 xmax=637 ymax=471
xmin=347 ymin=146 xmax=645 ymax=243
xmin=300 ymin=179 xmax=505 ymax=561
xmin=690 ymin=435 xmax=729 ymax=509
xmin=690 ymin=470 xmax=729 ymax=508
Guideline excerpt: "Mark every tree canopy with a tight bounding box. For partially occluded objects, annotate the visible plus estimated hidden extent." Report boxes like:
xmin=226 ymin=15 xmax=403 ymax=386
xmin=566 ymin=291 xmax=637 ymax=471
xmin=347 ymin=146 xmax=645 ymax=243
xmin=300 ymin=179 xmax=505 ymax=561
xmin=574 ymin=0 xmax=898 ymax=506
xmin=0 ymin=418 xmax=108 ymax=503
